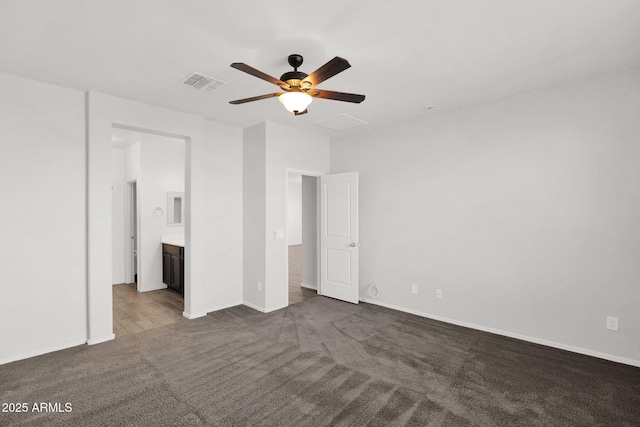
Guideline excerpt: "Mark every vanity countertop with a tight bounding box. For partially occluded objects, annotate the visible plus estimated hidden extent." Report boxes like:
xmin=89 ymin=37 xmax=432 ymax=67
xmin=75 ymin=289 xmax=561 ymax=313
xmin=161 ymin=234 xmax=185 ymax=247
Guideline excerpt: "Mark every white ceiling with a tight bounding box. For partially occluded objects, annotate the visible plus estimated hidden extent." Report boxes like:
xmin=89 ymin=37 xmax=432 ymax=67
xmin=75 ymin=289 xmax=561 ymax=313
xmin=1 ymin=0 xmax=639 ymax=137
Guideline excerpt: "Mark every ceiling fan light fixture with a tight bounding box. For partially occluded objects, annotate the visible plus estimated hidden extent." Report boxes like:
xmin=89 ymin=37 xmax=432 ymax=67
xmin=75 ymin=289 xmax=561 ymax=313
xmin=229 ymin=55 xmax=364 ymax=113
xmin=279 ymin=92 xmax=313 ymax=114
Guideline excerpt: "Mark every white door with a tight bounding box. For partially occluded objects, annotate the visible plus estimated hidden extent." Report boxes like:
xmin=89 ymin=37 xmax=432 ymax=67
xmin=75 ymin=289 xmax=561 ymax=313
xmin=320 ymin=172 xmax=359 ymax=303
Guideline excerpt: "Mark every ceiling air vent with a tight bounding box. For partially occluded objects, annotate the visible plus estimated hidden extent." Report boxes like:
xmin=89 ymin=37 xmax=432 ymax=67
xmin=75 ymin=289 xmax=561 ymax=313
xmin=180 ymin=72 xmax=226 ymax=92
xmin=313 ymin=113 xmax=368 ymax=131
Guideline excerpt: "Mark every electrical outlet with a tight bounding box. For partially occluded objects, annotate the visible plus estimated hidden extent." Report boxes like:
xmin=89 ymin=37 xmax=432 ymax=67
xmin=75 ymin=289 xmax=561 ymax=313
xmin=436 ymin=289 xmax=443 ymax=299
xmin=606 ymin=316 xmax=619 ymax=332
xmin=257 ymin=282 xmax=262 ymax=292
xmin=411 ymin=284 xmax=418 ymax=294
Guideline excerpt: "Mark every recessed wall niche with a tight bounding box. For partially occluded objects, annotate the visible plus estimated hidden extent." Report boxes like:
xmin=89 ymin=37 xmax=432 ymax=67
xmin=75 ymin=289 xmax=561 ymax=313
xmin=167 ymin=191 xmax=184 ymax=226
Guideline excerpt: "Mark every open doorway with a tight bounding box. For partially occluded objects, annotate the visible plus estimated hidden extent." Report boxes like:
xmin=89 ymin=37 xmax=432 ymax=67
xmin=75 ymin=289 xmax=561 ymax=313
xmin=123 ymin=181 xmax=138 ymax=286
xmin=287 ymin=172 xmax=320 ymax=305
xmin=110 ymin=127 xmax=186 ymax=337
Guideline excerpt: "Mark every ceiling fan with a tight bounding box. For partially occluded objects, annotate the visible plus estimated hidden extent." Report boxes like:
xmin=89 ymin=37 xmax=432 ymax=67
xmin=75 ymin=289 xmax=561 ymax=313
xmin=229 ymin=54 xmax=365 ymax=115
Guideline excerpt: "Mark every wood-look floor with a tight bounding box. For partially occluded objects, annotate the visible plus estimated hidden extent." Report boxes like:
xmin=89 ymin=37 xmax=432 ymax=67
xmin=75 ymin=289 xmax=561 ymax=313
xmin=112 ymin=283 xmax=185 ymax=337
xmin=288 ymin=244 xmax=318 ymax=305
xmin=112 ymin=245 xmax=312 ymax=337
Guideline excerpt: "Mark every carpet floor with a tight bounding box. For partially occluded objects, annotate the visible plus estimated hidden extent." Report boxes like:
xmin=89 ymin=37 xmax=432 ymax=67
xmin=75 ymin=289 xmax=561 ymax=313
xmin=1 ymin=297 xmax=639 ymax=426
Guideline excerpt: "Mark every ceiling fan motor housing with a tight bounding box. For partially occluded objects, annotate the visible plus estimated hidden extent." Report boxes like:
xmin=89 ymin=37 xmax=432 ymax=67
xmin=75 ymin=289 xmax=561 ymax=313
xmin=288 ymin=54 xmax=304 ymax=69
xmin=281 ymin=54 xmax=307 ymax=89
xmin=280 ymin=71 xmax=308 ymax=89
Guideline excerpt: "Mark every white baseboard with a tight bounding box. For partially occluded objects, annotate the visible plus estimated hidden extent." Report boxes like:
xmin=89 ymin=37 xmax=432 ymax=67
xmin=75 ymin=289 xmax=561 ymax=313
xmin=265 ymin=303 xmax=288 ymax=313
xmin=242 ymin=301 xmax=288 ymax=313
xmin=87 ymin=334 xmax=115 ymax=345
xmin=243 ymin=301 xmax=266 ymax=312
xmin=184 ymin=301 xmax=245 ymax=318
xmin=362 ymin=298 xmax=640 ymax=368
xmin=0 ymin=339 xmax=88 ymax=365
xmin=182 ymin=311 xmax=207 ymax=320
xmin=301 ymin=283 xmax=317 ymax=290
xmin=206 ymin=301 xmax=243 ymax=313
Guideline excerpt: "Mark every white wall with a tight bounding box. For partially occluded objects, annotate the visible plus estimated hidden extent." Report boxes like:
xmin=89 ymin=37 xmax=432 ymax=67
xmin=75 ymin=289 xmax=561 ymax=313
xmin=287 ymin=173 xmax=302 ymax=245
xmin=124 ymin=142 xmax=141 ymax=182
xmin=243 ymin=121 xmax=330 ymax=312
xmin=265 ymin=122 xmax=330 ymax=311
xmin=301 ymin=175 xmax=318 ymax=288
xmin=138 ymin=138 xmax=185 ymax=292
xmin=242 ymin=123 xmax=267 ymax=310
xmin=330 ymin=67 xmax=640 ymax=365
xmin=204 ymin=120 xmax=244 ymax=311
xmin=0 ymin=72 xmax=87 ymax=364
xmin=124 ymin=142 xmax=141 ymax=284
xmin=111 ymin=148 xmax=126 ymax=284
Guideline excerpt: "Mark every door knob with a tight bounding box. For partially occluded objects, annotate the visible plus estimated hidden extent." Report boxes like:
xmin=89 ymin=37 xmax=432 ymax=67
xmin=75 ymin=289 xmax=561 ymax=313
xmin=350 ymin=242 xmax=360 ymax=247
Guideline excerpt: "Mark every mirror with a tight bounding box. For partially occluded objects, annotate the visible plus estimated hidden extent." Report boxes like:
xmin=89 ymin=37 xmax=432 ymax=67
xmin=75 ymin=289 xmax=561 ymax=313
xmin=167 ymin=192 xmax=185 ymax=226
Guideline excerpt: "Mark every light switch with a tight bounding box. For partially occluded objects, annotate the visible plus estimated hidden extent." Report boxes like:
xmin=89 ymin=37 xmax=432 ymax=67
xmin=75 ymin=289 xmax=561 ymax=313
xmin=273 ymin=229 xmax=285 ymax=239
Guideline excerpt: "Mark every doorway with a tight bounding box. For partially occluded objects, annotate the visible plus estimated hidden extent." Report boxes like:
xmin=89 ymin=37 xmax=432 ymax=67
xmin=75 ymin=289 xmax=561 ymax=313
xmin=110 ymin=127 xmax=187 ymax=337
xmin=287 ymin=172 xmax=320 ymax=305
xmin=125 ymin=180 xmax=137 ymax=286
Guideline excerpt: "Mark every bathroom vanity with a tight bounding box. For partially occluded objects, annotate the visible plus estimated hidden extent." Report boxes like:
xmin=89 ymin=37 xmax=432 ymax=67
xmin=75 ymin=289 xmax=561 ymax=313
xmin=161 ymin=235 xmax=184 ymax=295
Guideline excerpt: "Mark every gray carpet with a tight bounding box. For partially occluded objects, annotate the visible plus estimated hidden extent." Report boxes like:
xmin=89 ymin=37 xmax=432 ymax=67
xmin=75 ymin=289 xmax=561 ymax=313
xmin=1 ymin=297 xmax=639 ymax=426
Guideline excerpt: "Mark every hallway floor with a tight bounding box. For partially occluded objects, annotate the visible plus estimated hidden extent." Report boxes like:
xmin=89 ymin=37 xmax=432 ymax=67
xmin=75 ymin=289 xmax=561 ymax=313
xmin=112 ymin=283 xmax=185 ymax=337
xmin=288 ymin=244 xmax=318 ymax=305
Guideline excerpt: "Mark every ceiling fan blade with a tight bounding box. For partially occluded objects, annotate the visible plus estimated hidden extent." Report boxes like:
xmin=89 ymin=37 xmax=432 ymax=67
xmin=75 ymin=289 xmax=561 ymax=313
xmin=308 ymin=89 xmax=365 ymax=103
xmin=230 ymin=63 xmax=290 ymax=89
xmin=229 ymin=92 xmax=283 ymax=105
xmin=302 ymin=57 xmax=351 ymax=87
xmin=294 ymin=109 xmax=308 ymax=116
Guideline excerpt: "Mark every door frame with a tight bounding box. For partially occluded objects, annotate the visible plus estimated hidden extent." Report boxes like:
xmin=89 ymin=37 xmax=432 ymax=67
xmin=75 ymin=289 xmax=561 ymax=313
xmin=284 ymin=168 xmax=324 ymax=307
xmin=124 ymin=180 xmax=139 ymax=288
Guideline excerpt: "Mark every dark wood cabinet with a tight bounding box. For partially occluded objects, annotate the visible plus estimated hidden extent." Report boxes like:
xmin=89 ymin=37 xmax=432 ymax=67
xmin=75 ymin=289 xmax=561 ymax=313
xmin=171 ymin=255 xmax=183 ymax=291
xmin=163 ymin=252 xmax=171 ymax=285
xmin=162 ymin=244 xmax=184 ymax=295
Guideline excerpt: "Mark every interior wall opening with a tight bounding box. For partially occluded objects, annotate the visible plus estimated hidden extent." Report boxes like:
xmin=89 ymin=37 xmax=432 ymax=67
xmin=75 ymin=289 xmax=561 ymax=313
xmin=287 ymin=172 xmax=320 ymax=306
xmin=110 ymin=127 xmax=187 ymax=337
xmin=126 ymin=180 xmax=137 ymax=286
